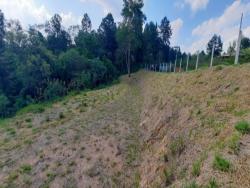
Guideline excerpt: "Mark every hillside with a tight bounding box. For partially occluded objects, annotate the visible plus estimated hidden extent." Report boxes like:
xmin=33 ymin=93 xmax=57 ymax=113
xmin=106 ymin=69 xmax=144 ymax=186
xmin=0 ymin=64 xmax=250 ymax=188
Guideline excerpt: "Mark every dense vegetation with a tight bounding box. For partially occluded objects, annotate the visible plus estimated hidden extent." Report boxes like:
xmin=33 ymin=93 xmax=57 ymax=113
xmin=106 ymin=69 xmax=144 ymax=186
xmin=1 ymin=0 xmax=250 ymax=118
xmin=0 ymin=0 xmax=175 ymax=117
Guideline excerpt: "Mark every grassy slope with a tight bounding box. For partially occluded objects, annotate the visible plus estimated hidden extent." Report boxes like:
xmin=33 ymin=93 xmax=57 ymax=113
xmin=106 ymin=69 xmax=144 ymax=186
xmin=0 ymin=64 xmax=250 ymax=188
xmin=138 ymin=64 xmax=250 ymax=187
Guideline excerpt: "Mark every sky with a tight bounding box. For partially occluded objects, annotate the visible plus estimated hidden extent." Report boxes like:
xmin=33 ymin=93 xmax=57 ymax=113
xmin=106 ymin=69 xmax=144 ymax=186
xmin=0 ymin=0 xmax=250 ymax=53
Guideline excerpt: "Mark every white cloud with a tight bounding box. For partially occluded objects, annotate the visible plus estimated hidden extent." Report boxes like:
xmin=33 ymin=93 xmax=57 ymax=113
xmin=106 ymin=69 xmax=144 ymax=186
xmin=0 ymin=0 xmax=80 ymax=28
xmin=79 ymin=0 xmax=122 ymax=21
xmin=185 ymin=0 xmax=209 ymax=13
xmin=185 ymin=0 xmax=250 ymax=53
xmin=170 ymin=18 xmax=183 ymax=45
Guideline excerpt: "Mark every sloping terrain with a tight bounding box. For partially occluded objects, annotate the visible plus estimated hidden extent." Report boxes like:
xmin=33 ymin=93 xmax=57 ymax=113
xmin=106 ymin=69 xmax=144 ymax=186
xmin=0 ymin=64 xmax=250 ymax=188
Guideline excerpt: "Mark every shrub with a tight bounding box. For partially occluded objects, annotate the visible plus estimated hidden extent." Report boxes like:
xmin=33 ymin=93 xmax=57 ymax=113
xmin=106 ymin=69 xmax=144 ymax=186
xmin=0 ymin=94 xmax=10 ymax=117
xmin=213 ymin=155 xmax=231 ymax=172
xmin=170 ymin=136 xmax=185 ymax=155
xmin=235 ymin=121 xmax=250 ymax=134
xmin=44 ymin=80 xmax=67 ymax=100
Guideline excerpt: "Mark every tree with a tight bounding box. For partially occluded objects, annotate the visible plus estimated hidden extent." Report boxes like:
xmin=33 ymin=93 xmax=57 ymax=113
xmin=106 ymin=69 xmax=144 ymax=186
xmin=46 ymin=14 xmax=71 ymax=53
xmin=227 ymin=41 xmax=236 ymax=56
xmin=159 ymin=17 xmax=172 ymax=46
xmin=118 ymin=0 xmax=146 ymax=77
xmin=207 ymin=34 xmax=223 ymax=56
xmin=241 ymin=37 xmax=250 ymax=49
xmin=143 ymin=22 xmax=160 ymax=64
xmin=98 ymin=13 xmax=117 ymax=63
xmin=81 ymin=13 xmax=92 ymax=33
xmin=0 ymin=10 xmax=5 ymax=51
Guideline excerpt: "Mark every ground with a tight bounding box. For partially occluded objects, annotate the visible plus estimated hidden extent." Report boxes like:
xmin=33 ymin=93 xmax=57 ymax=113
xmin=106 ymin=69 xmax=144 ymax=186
xmin=0 ymin=64 xmax=250 ymax=188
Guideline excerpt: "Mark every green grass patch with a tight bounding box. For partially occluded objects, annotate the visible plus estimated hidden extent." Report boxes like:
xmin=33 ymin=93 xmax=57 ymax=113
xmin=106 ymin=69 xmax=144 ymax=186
xmin=206 ymin=178 xmax=219 ymax=188
xmin=213 ymin=155 xmax=231 ymax=172
xmin=170 ymin=136 xmax=185 ymax=155
xmin=235 ymin=121 xmax=250 ymax=134
xmin=228 ymin=133 xmax=241 ymax=154
xmin=163 ymin=168 xmax=174 ymax=186
xmin=20 ymin=164 xmax=32 ymax=174
xmin=192 ymin=160 xmax=201 ymax=177
xmin=184 ymin=181 xmax=200 ymax=188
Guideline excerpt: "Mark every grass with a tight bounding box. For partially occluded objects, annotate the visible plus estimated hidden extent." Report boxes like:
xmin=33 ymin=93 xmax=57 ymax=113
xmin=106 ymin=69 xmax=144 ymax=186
xmin=170 ymin=136 xmax=185 ymax=155
xmin=192 ymin=160 xmax=201 ymax=177
xmin=213 ymin=154 xmax=231 ymax=172
xmin=163 ymin=168 xmax=174 ymax=186
xmin=184 ymin=181 xmax=200 ymax=188
xmin=235 ymin=121 xmax=250 ymax=134
xmin=20 ymin=164 xmax=32 ymax=174
xmin=228 ymin=133 xmax=240 ymax=154
xmin=206 ymin=178 xmax=219 ymax=188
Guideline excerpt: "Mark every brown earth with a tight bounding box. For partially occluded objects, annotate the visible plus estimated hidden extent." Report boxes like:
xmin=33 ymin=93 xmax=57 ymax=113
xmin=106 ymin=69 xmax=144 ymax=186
xmin=0 ymin=64 xmax=250 ymax=188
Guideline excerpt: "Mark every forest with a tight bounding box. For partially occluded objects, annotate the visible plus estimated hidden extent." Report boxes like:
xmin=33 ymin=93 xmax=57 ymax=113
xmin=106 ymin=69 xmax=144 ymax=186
xmin=0 ymin=0 xmax=178 ymax=117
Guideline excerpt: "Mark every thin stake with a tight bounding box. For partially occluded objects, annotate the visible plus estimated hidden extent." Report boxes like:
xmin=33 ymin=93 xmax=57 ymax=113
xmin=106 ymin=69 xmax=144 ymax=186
xmin=179 ymin=58 xmax=182 ymax=73
xmin=186 ymin=55 xmax=189 ymax=72
xmin=196 ymin=51 xmax=199 ymax=70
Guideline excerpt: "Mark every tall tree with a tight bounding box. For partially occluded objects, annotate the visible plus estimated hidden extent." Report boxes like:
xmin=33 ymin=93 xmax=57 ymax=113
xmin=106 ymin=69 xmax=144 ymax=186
xmin=143 ymin=22 xmax=160 ymax=64
xmin=241 ymin=37 xmax=250 ymax=49
xmin=159 ymin=17 xmax=172 ymax=46
xmin=81 ymin=13 xmax=92 ymax=33
xmin=118 ymin=0 xmax=146 ymax=77
xmin=0 ymin=10 xmax=5 ymax=51
xmin=207 ymin=34 xmax=223 ymax=56
xmin=46 ymin=14 xmax=71 ymax=53
xmin=98 ymin=13 xmax=117 ymax=63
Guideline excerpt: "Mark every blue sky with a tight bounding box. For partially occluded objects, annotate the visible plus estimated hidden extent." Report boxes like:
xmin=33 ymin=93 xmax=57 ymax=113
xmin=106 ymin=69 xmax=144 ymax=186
xmin=1 ymin=0 xmax=250 ymax=53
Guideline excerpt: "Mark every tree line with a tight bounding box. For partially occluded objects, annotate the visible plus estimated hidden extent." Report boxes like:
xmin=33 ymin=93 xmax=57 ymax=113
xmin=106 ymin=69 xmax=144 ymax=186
xmin=0 ymin=0 xmax=175 ymax=117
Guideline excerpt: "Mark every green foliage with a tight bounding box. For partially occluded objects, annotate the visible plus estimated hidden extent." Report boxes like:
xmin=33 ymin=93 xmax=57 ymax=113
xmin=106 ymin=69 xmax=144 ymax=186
xmin=0 ymin=93 xmax=10 ymax=117
xmin=235 ymin=121 xmax=250 ymax=134
xmin=44 ymin=80 xmax=67 ymax=100
xmin=20 ymin=164 xmax=32 ymax=174
xmin=213 ymin=154 xmax=231 ymax=172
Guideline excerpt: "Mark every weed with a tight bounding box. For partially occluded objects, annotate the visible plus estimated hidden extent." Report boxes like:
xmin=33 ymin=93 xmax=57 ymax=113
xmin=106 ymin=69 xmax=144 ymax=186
xmin=235 ymin=121 xmax=250 ymax=134
xmin=170 ymin=136 xmax=185 ymax=155
xmin=8 ymin=171 xmax=19 ymax=182
xmin=184 ymin=181 xmax=199 ymax=188
xmin=163 ymin=168 xmax=174 ymax=186
xmin=20 ymin=164 xmax=32 ymax=174
xmin=213 ymin=155 xmax=231 ymax=172
xmin=215 ymin=65 xmax=223 ymax=71
xmin=192 ymin=160 xmax=201 ymax=177
xmin=228 ymin=133 xmax=240 ymax=154
xmin=206 ymin=178 xmax=219 ymax=188
xmin=6 ymin=127 xmax=16 ymax=136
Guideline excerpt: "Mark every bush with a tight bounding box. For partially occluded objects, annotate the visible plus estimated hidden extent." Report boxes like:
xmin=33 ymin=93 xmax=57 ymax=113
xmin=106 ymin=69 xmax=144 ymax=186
xmin=213 ymin=155 xmax=231 ymax=172
xmin=44 ymin=80 xmax=67 ymax=100
xmin=0 ymin=94 xmax=10 ymax=117
xmin=235 ymin=121 xmax=250 ymax=134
